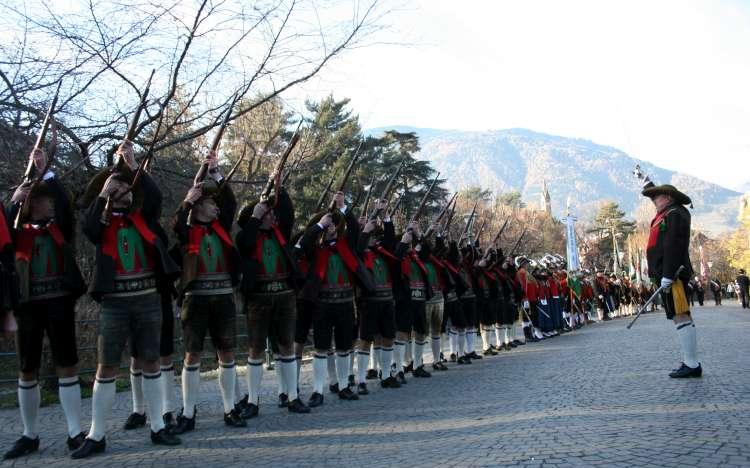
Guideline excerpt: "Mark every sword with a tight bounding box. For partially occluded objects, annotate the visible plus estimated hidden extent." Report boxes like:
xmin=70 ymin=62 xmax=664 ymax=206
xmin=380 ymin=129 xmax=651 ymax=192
xmin=535 ymin=304 xmax=551 ymax=319
xmin=626 ymin=265 xmax=685 ymax=329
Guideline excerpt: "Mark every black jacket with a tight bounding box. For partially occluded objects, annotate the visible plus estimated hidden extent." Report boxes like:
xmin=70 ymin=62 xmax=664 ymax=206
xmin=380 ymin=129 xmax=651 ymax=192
xmin=235 ymin=187 xmax=297 ymax=295
xmin=174 ymin=185 xmax=240 ymax=295
xmin=6 ymin=175 xmax=86 ymax=303
xmin=646 ymin=203 xmax=693 ymax=282
xmin=82 ymin=173 xmax=179 ymax=301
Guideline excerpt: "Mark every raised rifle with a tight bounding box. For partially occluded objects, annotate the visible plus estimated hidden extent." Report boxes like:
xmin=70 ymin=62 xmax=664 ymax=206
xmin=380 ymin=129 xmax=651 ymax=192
xmin=327 ymin=139 xmax=364 ymax=212
xmin=386 ymin=192 xmax=404 ymax=219
xmin=508 ymin=227 xmax=527 ymax=257
xmin=458 ymin=200 xmax=479 ymax=245
xmin=101 ymin=71 xmax=155 ymax=225
xmin=482 ymin=216 xmax=510 ymax=260
xmin=360 ymin=174 xmax=377 ymax=218
xmin=422 ymin=191 xmax=457 ymax=239
xmin=186 ymin=93 xmax=238 ymax=226
xmin=440 ymin=195 xmax=459 ymax=237
xmin=407 ymin=172 xmax=440 ymax=233
xmin=314 ymin=168 xmax=339 ymax=213
xmin=259 ymin=122 xmax=303 ymax=204
xmin=14 ymin=82 xmax=62 ymax=229
xmin=368 ymin=158 xmax=406 ymax=221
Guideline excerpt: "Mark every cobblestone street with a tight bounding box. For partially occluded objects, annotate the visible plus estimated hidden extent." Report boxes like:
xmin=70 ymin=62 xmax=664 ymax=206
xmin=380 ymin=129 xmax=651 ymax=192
xmin=1 ymin=304 xmax=748 ymax=467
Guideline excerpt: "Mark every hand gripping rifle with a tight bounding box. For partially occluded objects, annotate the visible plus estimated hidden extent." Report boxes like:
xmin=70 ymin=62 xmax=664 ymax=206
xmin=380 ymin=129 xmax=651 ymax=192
xmin=186 ymin=93 xmax=238 ymax=226
xmin=101 ymin=70 xmax=155 ymax=225
xmin=327 ymin=139 xmax=364 ymax=213
xmin=626 ymin=265 xmax=686 ymax=329
xmin=407 ymin=172 xmax=440 ymax=235
xmin=422 ymin=191 xmax=457 ymax=240
xmin=14 ymin=82 xmax=62 ymax=229
xmin=368 ymin=158 xmax=406 ymax=222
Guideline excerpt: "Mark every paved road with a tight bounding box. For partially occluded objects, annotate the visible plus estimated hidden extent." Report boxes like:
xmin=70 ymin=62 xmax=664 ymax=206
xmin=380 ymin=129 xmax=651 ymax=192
xmin=1 ymin=304 xmax=749 ymax=467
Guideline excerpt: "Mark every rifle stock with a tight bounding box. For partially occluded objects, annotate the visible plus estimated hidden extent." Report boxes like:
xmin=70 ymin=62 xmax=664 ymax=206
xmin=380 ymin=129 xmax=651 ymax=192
xmin=368 ymin=158 xmax=406 ymax=221
xmin=328 ymin=139 xmax=364 ymax=212
xmin=407 ymin=172 xmax=440 ymax=232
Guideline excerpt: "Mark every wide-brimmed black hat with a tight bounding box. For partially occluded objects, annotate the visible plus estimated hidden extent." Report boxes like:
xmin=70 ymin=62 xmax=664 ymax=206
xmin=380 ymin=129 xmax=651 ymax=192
xmin=642 ymin=184 xmax=691 ymax=206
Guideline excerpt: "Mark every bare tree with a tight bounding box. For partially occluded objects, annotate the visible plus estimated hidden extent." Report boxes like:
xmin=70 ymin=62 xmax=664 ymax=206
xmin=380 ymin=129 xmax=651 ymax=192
xmin=0 ymin=0 xmax=389 ymax=189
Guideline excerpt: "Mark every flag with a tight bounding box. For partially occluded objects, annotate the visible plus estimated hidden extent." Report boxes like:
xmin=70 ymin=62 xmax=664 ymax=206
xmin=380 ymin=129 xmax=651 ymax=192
xmin=565 ymin=210 xmax=580 ymax=271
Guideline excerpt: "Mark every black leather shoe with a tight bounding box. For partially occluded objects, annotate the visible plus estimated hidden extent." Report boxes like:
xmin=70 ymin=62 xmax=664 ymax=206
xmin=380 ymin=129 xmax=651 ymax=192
xmin=456 ymin=355 xmax=469 ymax=365
xmin=308 ymin=392 xmax=324 ymax=407
xmin=381 ymin=376 xmax=401 ymax=388
xmin=483 ymin=348 xmax=497 ymax=356
xmin=278 ymin=393 xmax=289 ymax=408
xmin=439 ymin=352 xmax=447 ymax=363
xmin=329 ymin=383 xmax=339 ymax=394
xmin=66 ymin=432 xmax=86 ymax=451
xmin=404 ymin=361 xmax=414 ymax=373
xmin=431 ymin=362 xmax=448 ymax=371
xmin=669 ymin=363 xmax=703 ymax=378
xmin=366 ymin=369 xmax=379 ymax=380
xmin=163 ymin=411 xmax=176 ymax=431
xmin=4 ymin=436 xmax=40 ymax=460
xmin=357 ymin=383 xmax=369 ymax=395
xmin=288 ymin=398 xmax=311 ymax=413
xmin=123 ymin=412 xmax=147 ymax=430
xmin=338 ymin=387 xmax=359 ymax=400
xmin=172 ymin=410 xmax=196 ymax=435
xmin=413 ymin=365 xmax=432 ymax=378
xmin=449 ymin=353 xmax=457 ymax=362
xmin=469 ymin=351 xmax=483 ymax=360
xmin=70 ymin=437 xmax=105 ymax=459
xmin=348 ymin=374 xmax=356 ymax=388
xmin=151 ymin=428 xmax=181 ymax=446
xmin=224 ymin=408 xmax=247 ymax=427
xmin=240 ymin=402 xmax=259 ymax=419
xmin=396 ymin=371 xmax=408 ymax=385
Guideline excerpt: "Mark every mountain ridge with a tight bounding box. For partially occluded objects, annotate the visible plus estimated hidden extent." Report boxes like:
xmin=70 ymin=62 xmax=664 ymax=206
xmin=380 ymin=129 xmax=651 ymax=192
xmin=366 ymin=126 xmax=742 ymax=234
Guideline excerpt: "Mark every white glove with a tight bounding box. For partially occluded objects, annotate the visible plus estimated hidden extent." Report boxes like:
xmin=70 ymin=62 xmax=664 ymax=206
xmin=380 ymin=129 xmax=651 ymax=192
xmin=523 ymin=300 xmax=530 ymax=309
xmin=661 ymin=277 xmax=673 ymax=290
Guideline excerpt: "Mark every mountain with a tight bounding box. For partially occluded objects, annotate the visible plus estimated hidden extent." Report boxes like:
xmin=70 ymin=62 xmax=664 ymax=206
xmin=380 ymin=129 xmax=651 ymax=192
xmin=366 ymin=126 xmax=742 ymax=234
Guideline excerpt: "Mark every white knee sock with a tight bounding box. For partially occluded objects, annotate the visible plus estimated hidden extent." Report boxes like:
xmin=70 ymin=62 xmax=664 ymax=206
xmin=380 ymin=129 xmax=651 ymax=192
xmin=494 ymin=325 xmax=503 ymax=346
xmin=458 ymin=330 xmax=466 ymax=356
xmin=295 ymin=356 xmax=302 ymax=392
xmin=503 ymin=326 xmax=510 ymax=345
xmin=234 ymin=363 xmax=244 ymax=404
xmin=279 ymin=357 xmax=298 ymax=400
xmin=58 ymin=376 xmax=82 ymax=437
xmin=88 ymin=377 xmax=116 ymax=441
xmin=448 ymin=330 xmax=456 ymax=355
xmin=130 ymin=368 xmax=145 ymax=414
xmin=181 ymin=363 xmax=200 ymax=418
xmin=247 ymin=359 xmax=264 ymax=405
xmin=676 ymin=321 xmax=699 ymax=368
xmin=414 ymin=340 xmax=425 ymax=368
xmin=335 ymin=352 xmax=349 ymax=389
xmin=160 ymin=364 xmax=176 ymax=415
xmin=466 ymin=329 xmax=476 ymax=355
xmin=218 ymin=361 xmax=236 ymax=414
xmin=371 ymin=346 xmax=381 ymax=371
xmin=275 ymin=356 xmax=284 ymax=396
xmin=380 ymin=347 xmax=394 ymax=378
xmin=480 ymin=327 xmax=491 ymax=351
xmin=348 ymin=351 xmax=355 ymax=377
xmin=312 ymin=353 xmax=327 ymax=394
xmin=327 ymin=352 xmax=337 ymax=385
xmin=404 ymin=340 xmax=413 ymax=366
xmin=430 ymin=336 xmax=441 ymax=364
xmin=357 ymin=351 xmax=369 ymax=384
xmin=393 ymin=340 xmax=405 ymax=373
xmin=18 ymin=380 xmax=40 ymax=439
xmin=142 ymin=371 xmax=165 ymax=433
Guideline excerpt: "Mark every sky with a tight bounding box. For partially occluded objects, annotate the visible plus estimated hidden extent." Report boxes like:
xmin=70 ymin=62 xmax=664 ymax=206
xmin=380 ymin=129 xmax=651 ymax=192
xmin=287 ymin=0 xmax=750 ymax=192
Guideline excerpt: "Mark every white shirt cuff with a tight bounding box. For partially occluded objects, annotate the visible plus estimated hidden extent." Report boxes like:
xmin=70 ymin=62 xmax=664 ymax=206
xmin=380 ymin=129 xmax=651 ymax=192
xmin=317 ymin=223 xmax=326 ymax=230
xmin=43 ymin=170 xmax=55 ymax=180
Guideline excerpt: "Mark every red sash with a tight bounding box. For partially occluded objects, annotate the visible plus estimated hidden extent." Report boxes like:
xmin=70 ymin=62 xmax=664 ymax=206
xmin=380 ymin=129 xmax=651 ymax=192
xmin=189 ymin=220 xmax=233 ymax=255
xmin=441 ymin=259 xmax=460 ymax=276
xmin=102 ymin=210 xmax=156 ymax=260
xmin=15 ymin=222 xmax=65 ymax=261
xmin=401 ymin=251 xmax=427 ymax=278
xmin=314 ymin=238 xmax=359 ymax=281
xmin=647 ymin=207 xmax=674 ymax=250
xmin=0 ymin=208 xmax=11 ymax=250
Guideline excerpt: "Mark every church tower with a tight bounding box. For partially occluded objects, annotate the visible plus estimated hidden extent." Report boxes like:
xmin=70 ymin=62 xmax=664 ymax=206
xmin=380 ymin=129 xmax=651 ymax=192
xmin=541 ymin=179 xmax=552 ymax=215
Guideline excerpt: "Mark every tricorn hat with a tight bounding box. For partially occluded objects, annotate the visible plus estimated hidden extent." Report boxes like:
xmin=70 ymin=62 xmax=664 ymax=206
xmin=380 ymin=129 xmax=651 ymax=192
xmin=641 ymin=184 xmax=691 ymax=206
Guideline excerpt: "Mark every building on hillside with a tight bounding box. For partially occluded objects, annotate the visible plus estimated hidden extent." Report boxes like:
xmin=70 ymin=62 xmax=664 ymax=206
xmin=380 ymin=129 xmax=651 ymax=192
xmin=540 ymin=179 xmax=552 ymax=216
